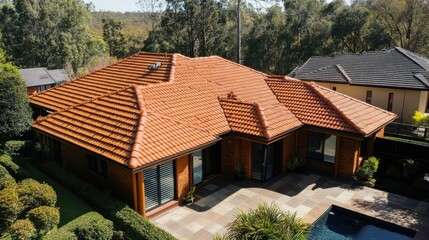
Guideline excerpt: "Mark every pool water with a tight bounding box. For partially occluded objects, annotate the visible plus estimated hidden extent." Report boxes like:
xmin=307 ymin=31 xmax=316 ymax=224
xmin=308 ymin=205 xmax=416 ymax=240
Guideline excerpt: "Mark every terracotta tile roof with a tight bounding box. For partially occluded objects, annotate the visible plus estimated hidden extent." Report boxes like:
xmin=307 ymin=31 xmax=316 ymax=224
xmin=30 ymin=52 xmax=173 ymax=111
xmin=33 ymin=86 xmax=218 ymax=168
xmin=219 ymin=94 xmax=271 ymax=138
xmin=266 ymin=77 xmax=397 ymax=135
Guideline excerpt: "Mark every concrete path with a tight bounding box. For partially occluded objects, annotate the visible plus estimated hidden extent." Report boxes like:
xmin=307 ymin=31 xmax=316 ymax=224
xmin=151 ymin=173 xmax=429 ymax=239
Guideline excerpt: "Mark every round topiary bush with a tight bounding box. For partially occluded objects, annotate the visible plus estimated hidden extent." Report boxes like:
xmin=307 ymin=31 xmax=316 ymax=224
xmin=17 ymin=179 xmax=57 ymax=212
xmin=8 ymin=219 xmax=36 ymax=240
xmin=0 ymin=187 xmax=19 ymax=232
xmin=27 ymin=206 xmax=60 ymax=235
xmin=225 ymin=202 xmax=309 ymax=240
xmin=74 ymin=216 xmax=114 ymax=240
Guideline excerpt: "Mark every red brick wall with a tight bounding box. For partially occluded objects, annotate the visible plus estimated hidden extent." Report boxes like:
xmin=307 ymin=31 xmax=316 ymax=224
xmin=220 ymin=136 xmax=252 ymax=179
xmin=176 ymin=155 xmax=190 ymax=200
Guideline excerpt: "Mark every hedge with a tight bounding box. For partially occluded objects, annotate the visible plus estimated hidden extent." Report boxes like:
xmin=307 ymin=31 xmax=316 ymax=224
xmin=45 ymin=212 xmax=113 ymax=240
xmin=4 ymin=140 xmax=37 ymax=158
xmin=0 ymin=187 xmax=19 ymax=232
xmin=40 ymin=162 xmax=176 ymax=240
xmin=17 ymin=178 xmax=57 ymax=213
xmin=0 ymin=153 xmax=31 ymax=180
xmin=0 ymin=164 xmax=15 ymax=190
xmin=27 ymin=206 xmax=60 ymax=235
xmin=8 ymin=219 xmax=36 ymax=240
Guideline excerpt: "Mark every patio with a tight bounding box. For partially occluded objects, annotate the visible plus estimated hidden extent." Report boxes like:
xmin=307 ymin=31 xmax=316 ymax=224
xmin=151 ymin=172 xmax=429 ymax=239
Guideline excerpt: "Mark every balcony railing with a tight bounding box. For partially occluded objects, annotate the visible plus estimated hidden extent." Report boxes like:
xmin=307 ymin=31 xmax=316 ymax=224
xmin=385 ymin=122 xmax=429 ymax=142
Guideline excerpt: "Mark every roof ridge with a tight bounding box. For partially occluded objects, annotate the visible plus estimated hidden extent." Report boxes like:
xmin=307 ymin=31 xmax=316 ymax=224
xmin=168 ymin=54 xmax=177 ymax=83
xmin=207 ymin=56 xmax=268 ymax=77
xmin=34 ymin=85 xmax=135 ymax=125
xmin=335 ymin=64 xmax=352 ymax=84
xmin=128 ymin=85 xmax=148 ymax=169
xmin=395 ymin=47 xmax=429 ymax=71
xmin=254 ymin=102 xmax=272 ymax=139
xmin=306 ymin=82 xmax=365 ymax=135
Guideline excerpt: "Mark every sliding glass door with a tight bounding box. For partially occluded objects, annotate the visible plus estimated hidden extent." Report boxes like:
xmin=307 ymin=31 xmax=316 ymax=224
xmin=252 ymin=140 xmax=282 ymax=181
xmin=192 ymin=143 xmax=220 ymax=185
xmin=144 ymin=161 xmax=175 ymax=211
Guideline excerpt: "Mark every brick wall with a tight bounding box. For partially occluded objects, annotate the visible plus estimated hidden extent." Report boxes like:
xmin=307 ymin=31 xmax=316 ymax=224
xmin=175 ymin=155 xmax=190 ymax=200
xmin=220 ymin=136 xmax=252 ymax=179
xmin=336 ymin=137 xmax=359 ymax=178
xmin=282 ymin=132 xmax=296 ymax=174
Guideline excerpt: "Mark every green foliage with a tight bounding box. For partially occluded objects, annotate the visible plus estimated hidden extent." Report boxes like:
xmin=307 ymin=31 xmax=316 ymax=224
xmin=0 ymin=164 xmax=16 ymax=190
xmin=0 ymin=61 xmax=32 ymax=142
xmin=412 ymin=111 xmax=429 ymax=127
xmin=4 ymin=140 xmax=26 ymax=156
xmin=286 ymin=155 xmax=306 ymax=172
xmin=8 ymin=219 xmax=36 ymax=240
xmin=0 ymin=153 xmax=30 ymax=180
xmin=0 ymin=186 xmax=19 ymax=232
xmin=224 ymin=202 xmax=309 ymax=240
xmin=356 ymin=156 xmax=379 ymax=181
xmin=0 ymin=0 xmax=107 ymax=75
xmin=27 ymin=206 xmax=60 ymax=235
xmin=46 ymin=212 xmax=113 ymax=240
xmin=40 ymin=162 xmax=176 ymax=240
xmin=17 ymin=178 xmax=57 ymax=213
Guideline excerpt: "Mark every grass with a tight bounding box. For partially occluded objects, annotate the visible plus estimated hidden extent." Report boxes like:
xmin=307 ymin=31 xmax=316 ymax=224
xmin=21 ymin=164 xmax=93 ymax=226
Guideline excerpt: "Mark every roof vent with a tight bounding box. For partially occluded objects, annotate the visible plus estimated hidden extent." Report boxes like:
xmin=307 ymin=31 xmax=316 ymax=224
xmin=227 ymin=91 xmax=238 ymax=100
xmin=148 ymin=62 xmax=162 ymax=71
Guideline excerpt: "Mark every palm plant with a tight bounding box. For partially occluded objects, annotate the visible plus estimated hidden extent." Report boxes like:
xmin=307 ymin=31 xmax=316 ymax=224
xmin=223 ymin=202 xmax=309 ymax=240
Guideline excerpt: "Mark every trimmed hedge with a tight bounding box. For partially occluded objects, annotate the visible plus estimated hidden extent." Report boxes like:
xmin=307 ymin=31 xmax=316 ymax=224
xmin=27 ymin=206 xmax=60 ymax=235
xmin=0 ymin=187 xmax=19 ymax=232
xmin=40 ymin=162 xmax=176 ymax=240
xmin=8 ymin=219 xmax=36 ymax=240
xmin=4 ymin=140 xmax=27 ymax=156
xmin=17 ymin=179 xmax=57 ymax=213
xmin=0 ymin=153 xmax=30 ymax=180
xmin=46 ymin=212 xmax=113 ymax=240
xmin=0 ymin=164 xmax=16 ymax=190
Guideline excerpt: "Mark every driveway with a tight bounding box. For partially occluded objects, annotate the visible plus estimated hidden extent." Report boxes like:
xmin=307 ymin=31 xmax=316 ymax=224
xmin=151 ymin=172 xmax=429 ymax=239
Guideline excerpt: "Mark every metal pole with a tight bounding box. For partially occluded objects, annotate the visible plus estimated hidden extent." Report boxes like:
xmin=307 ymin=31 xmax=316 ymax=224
xmin=237 ymin=0 xmax=241 ymax=64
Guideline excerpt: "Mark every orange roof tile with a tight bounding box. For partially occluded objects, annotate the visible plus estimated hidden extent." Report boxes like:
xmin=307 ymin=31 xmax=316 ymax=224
xmin=30 ymin=52 xmax=173 ymax=111
xmin=266 ymin=77 xmax=397 ymax=135
xmin=33 ymin=86 xmax=218 ymax=168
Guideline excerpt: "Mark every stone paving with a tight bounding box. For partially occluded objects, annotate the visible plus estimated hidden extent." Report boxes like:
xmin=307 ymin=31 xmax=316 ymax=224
xmin=151 ymin=173 xmax=429 ymax=239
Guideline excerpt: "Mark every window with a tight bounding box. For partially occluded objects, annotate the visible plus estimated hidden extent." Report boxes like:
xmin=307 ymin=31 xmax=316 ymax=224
xmin=192 ymin=150 xmax=203 ymax=185
xmin=332 ymin=86 xmax=337 ymax=91
xmin=37 ymin=84 xmax=54 ymax=92
xmin=388 ymin=93 xmax=394 ymax=111
xmin=144 ymin=161 xmax=175 ymax=211
xmin=251 ymin=140 xmax=282 ymax=181
xmin=366 ymin=90 xmax=372 ymax=104
xmin=88 ymin=154 xmax=107 ymax=177
xmin=307 ymin=132 xmax=337 ymax=163
xmin=192 ymin=144 xmax=219 ymax=185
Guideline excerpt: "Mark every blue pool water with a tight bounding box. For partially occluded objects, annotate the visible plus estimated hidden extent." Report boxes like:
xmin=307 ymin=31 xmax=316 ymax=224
xmin=308 ymin=205 xmax=416 ymax=240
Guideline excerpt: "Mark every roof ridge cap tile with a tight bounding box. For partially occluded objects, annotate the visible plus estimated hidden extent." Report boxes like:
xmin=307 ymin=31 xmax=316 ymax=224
xmin=335 ymin=64 xmax=353 ymax=84
xmin=394 ymin=47 xmax=429 ymax=71
xmin=128 ymin=85 xmax=148 ymax=169
xmin=307 ymin=82 xmax=365 ymax=135
xmin=33 ymin=85 xmax=136 ymax=124
xmin=210 ymin=56 xmax=267 ymax=77
xmin=168 ymin=54 xmax=177 ymax=83
xmin=254 ymin=102 xmax=272 ymax=139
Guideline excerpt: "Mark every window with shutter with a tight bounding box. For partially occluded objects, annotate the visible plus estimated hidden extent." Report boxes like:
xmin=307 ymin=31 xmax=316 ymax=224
xmin=143 ymin=161 xmax=175 ymax=211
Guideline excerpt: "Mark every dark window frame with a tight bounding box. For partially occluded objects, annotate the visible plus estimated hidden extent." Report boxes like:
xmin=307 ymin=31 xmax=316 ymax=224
xmin=251 ymin=140 xmax=282 ymax=181
xmin=88 ymin=154 xmax=108 ymax=177
xmin=191 ymin=144 xmax=219 ymax=186
xmin=388 ymin=92 xmax=394 ymax=111
xmin=307 ymin=132 xmax=337 ymax=163
xmin=366 ymin=90 xmax=372 ymax=104
xmin=332 ymin=86 xmax=337 ymax=91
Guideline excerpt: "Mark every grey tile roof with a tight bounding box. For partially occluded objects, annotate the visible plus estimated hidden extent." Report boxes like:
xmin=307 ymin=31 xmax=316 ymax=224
xmin=19 ymin=68 xmax=69 ymax=87
xmin=291 ymin=47 xmax=429 ymax=90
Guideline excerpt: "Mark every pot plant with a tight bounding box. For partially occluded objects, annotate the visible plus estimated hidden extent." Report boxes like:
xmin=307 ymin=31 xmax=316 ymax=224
xmin=235 ymin=161 xmax=244 ymax=181
xmin=354 ymin=156 xmax=379 ymax=187
xmin=183 ymin=186 xmax=196 ymax=205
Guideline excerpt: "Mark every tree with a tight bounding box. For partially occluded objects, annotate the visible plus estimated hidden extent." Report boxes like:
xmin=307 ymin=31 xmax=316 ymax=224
xmin=0 ymin=0 xmax=107 ymax=75
xmin=17 ymin=179 xmax=57 ymax=213
xmin=27 ymin=206 xmax=60 ymax=236
xmin=102 ymin=18 xmax=128 ymax=58
xmin=368 ymin=0 xmax=429 ymax=55
xmin=0 ymin=53 xmax=32 ymax=143
xmin=8 ymin=219 xmax=36 ymax=240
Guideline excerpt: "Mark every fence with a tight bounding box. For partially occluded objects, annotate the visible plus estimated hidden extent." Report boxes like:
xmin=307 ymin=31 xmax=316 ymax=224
xmin=384 ymin=122 xmax=429 ymax=142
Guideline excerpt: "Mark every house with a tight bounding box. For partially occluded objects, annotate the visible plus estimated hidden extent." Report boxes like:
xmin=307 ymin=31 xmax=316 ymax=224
xmin=290 ymin=47 xmax=429 ymax=123
xmin=20 ymin=68 xmax=70 ymax=96
xmin=29 ymin=52 xmax=396 ymax=217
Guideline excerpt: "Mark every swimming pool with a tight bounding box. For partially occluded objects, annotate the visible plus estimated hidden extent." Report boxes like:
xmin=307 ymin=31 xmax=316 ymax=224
xmin=308 ymin=205 xmax=416 ymax=240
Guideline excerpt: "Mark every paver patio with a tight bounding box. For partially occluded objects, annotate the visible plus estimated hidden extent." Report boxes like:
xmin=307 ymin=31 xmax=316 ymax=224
xmin=151 ymin=172 xmax=429 ymax=239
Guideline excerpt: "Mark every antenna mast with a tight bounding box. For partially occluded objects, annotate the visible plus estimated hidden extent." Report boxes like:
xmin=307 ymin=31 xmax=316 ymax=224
xmin=237 ymin=0 xmax=241 ymax=64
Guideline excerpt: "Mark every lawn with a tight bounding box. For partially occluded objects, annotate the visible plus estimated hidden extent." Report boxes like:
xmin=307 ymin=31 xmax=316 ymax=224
xmin=22 ymin=164 xmax=93 ymax=226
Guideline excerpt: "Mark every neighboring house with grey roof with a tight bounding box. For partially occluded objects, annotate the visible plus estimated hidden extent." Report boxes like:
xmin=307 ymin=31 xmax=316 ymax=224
xmin=20 ymin=68 xmax=70 ymax=96
xmin=290 ymin=47 xmax=429 ymax=123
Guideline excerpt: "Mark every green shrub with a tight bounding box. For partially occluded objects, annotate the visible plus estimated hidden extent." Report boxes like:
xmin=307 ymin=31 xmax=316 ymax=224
xmin=27 ymin=206 xmax=60 ymax=235
xmin=4 ymin=140 xmax=27 ymax=156
xmin=0 ymin=187 xmax=19 ymax=232
xmin=356 ymin=157 xmax=380 ymax=182
xmin=8 ymin=219 xmax=36 ymax=240
xmin=224 ymin=202 xmax=309 ymax=240
xmin=286 ymin=155 xmax=306 ymax=172
xmin=17 ymin=179 xmax=57 ymax=213
xmin=365 ymin=157 xmax=379 ymax=173
xmin=0 ymin=153 xmax=30 ymax=180
xmin=46 ymin=212 xmax=113 ymax=240
xmin=0 ymin=164 xmax=16 ymax=190
xmin=40 ymin=162 xmax=176 ymax=240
